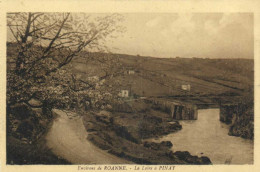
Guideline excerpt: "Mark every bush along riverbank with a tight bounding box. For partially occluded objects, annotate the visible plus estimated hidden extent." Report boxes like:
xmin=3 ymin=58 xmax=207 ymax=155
xmin=6 ymin=102 xmax=70 ymax=164
xmin=220 ymin=101 xmax=254 ymax=140
xmin=83 ymin=99 xmax=212 ymax=164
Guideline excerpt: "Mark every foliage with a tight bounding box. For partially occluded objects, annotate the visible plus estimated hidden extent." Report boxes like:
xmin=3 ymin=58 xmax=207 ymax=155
xmin=7 ymin=12 xmax=124 ymax=109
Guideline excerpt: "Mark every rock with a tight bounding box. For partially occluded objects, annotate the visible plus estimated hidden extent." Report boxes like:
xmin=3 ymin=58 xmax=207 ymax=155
xmin=200 ymin=156 xmax=211 ymax=164
xmin=8 ymin=103 xmax=33 ymax=120
xmin=168 ymin=122 xmax=182 ymax=130
xmin=165 ymin=151 xmax=175 ymax=159
xmin=28 ymin=99 xmax=42 ymax=107
xmin=95 ymin=111 xmax=112 ymax=124
xmin=173 ymin=151 xmax=212 ymax=164
xmin=87 ymin=134 xmax=112 ymax=150
xmin=85 ymin=122 xmax=97 ymax=132
xmin=160 ymin=141 xmax=173 ymax=148
xmin=143 ymin=141 xmax=160 ymax=150
xmin=143 ymin=141 xmax=173 ymax=150
xmin=108 ymin=149 xmax=152 ymax=164
xmin=220 ymin=105 xmax=236 ymax=124
xmin=108 ymin=149 xmax=126 ymax=158
xmin=173 ymin=151 xmax=191 ymax=160
xmin=114 ymin=126 xmax=140 ymax=144
xmin=16 ymin=121 xmax=34 ymax=139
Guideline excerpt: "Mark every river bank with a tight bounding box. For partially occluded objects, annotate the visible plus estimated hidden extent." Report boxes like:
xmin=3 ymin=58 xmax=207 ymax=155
xmin=6 ymin=103 xmax=70 ymax=164
xmin=220 ymin=101 xmax=254 ymax=140
xmin=151 ymin=109 xmax=253 ymax=164
xmin=81 ymin=100 xmax=212 ymax=164
xmin=44 ymin=108 xmax=211 ymax=164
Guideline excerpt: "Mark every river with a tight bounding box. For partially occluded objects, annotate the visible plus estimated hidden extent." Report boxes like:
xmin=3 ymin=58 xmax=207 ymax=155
xmin=46 ymin=109 xmax=131 ymax=164
xmin=154 ymin=108 xmax=253 ymax=164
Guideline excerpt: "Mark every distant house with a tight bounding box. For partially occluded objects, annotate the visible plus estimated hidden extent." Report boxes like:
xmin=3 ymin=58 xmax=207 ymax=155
xmin=127 ymin=70 xmax=135 ymax=75
xmin=181 ymin=84 xmax=191 ymax=91
xmin=119 ymin=90 xmax=129 ymax=97
xmin=123 ymin=67 xmax=135 ymax=75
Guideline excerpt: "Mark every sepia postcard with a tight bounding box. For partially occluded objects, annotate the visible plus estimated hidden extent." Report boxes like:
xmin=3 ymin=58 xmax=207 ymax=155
xmin=0 ymin=0 xmax=260 ymax=172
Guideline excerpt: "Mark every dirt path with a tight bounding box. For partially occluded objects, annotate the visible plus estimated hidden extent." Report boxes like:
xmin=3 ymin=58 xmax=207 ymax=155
xmin=46 ymin=109 xmax=131 ymax=164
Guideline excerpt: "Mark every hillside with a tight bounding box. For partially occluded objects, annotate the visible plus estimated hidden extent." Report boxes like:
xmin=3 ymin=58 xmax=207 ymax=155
xmin=71 ymin=52 xmax=254 ymax=106
xmin=7 ymin=43 xmax=254 ymax=105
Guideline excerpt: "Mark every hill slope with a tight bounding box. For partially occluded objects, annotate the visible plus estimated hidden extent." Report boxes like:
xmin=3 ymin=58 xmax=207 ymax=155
xmin=71 ymin=52 xmax=254 ymax=105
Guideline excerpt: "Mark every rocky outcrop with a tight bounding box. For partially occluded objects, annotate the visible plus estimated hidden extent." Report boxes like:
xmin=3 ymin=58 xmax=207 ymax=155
xmin=7 ymin=103 xmax=50 ymax=142
xmin=220 ymin=103 xmax=254 ymax=139
xmin=172 ymin=151 xmax=211 ymax=164
xmin=220 ymin=104 xmax=237 ymax=124
xmin=106 ymin=141 xmax=211 ymax=165
xmin=143 ymin=141 xmax=173 ymax=151
xmin=83 ymin=109 xmax=211 ymax=165
xmin=6 ymin=103 xmax=69 ymax=164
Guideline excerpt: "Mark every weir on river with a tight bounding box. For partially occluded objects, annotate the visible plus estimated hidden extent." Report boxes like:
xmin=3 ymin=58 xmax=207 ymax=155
xmin=149 ymin=98 xmax=198 ymax=120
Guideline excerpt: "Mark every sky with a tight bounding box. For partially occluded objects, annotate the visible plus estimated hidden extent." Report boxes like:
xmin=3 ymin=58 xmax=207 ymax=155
xmin=7 ymin=13 xmax=254 ymax=59
xmin=108 ymin=13 xmax=253 ymax=59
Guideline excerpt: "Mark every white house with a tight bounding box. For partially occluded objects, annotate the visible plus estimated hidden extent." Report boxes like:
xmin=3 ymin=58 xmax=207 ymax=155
xmin=181 ymin=84 xmax=191 ymax=91
xmin=128 ymin=70 xmax=135 ymax=75
xmin=119 ymin=90 xmax=129 ymax=97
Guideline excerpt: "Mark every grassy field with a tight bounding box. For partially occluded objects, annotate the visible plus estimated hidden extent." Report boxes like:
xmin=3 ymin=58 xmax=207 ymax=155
xmin=7 ymin=43 xmax=253 ymax=102
xmin=72 ymin=52 xmax=253 ymax=106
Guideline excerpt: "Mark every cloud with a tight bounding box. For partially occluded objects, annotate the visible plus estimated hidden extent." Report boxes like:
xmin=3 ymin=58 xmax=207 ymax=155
xmin=109 ymin=13 xmax=253 ymax=59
